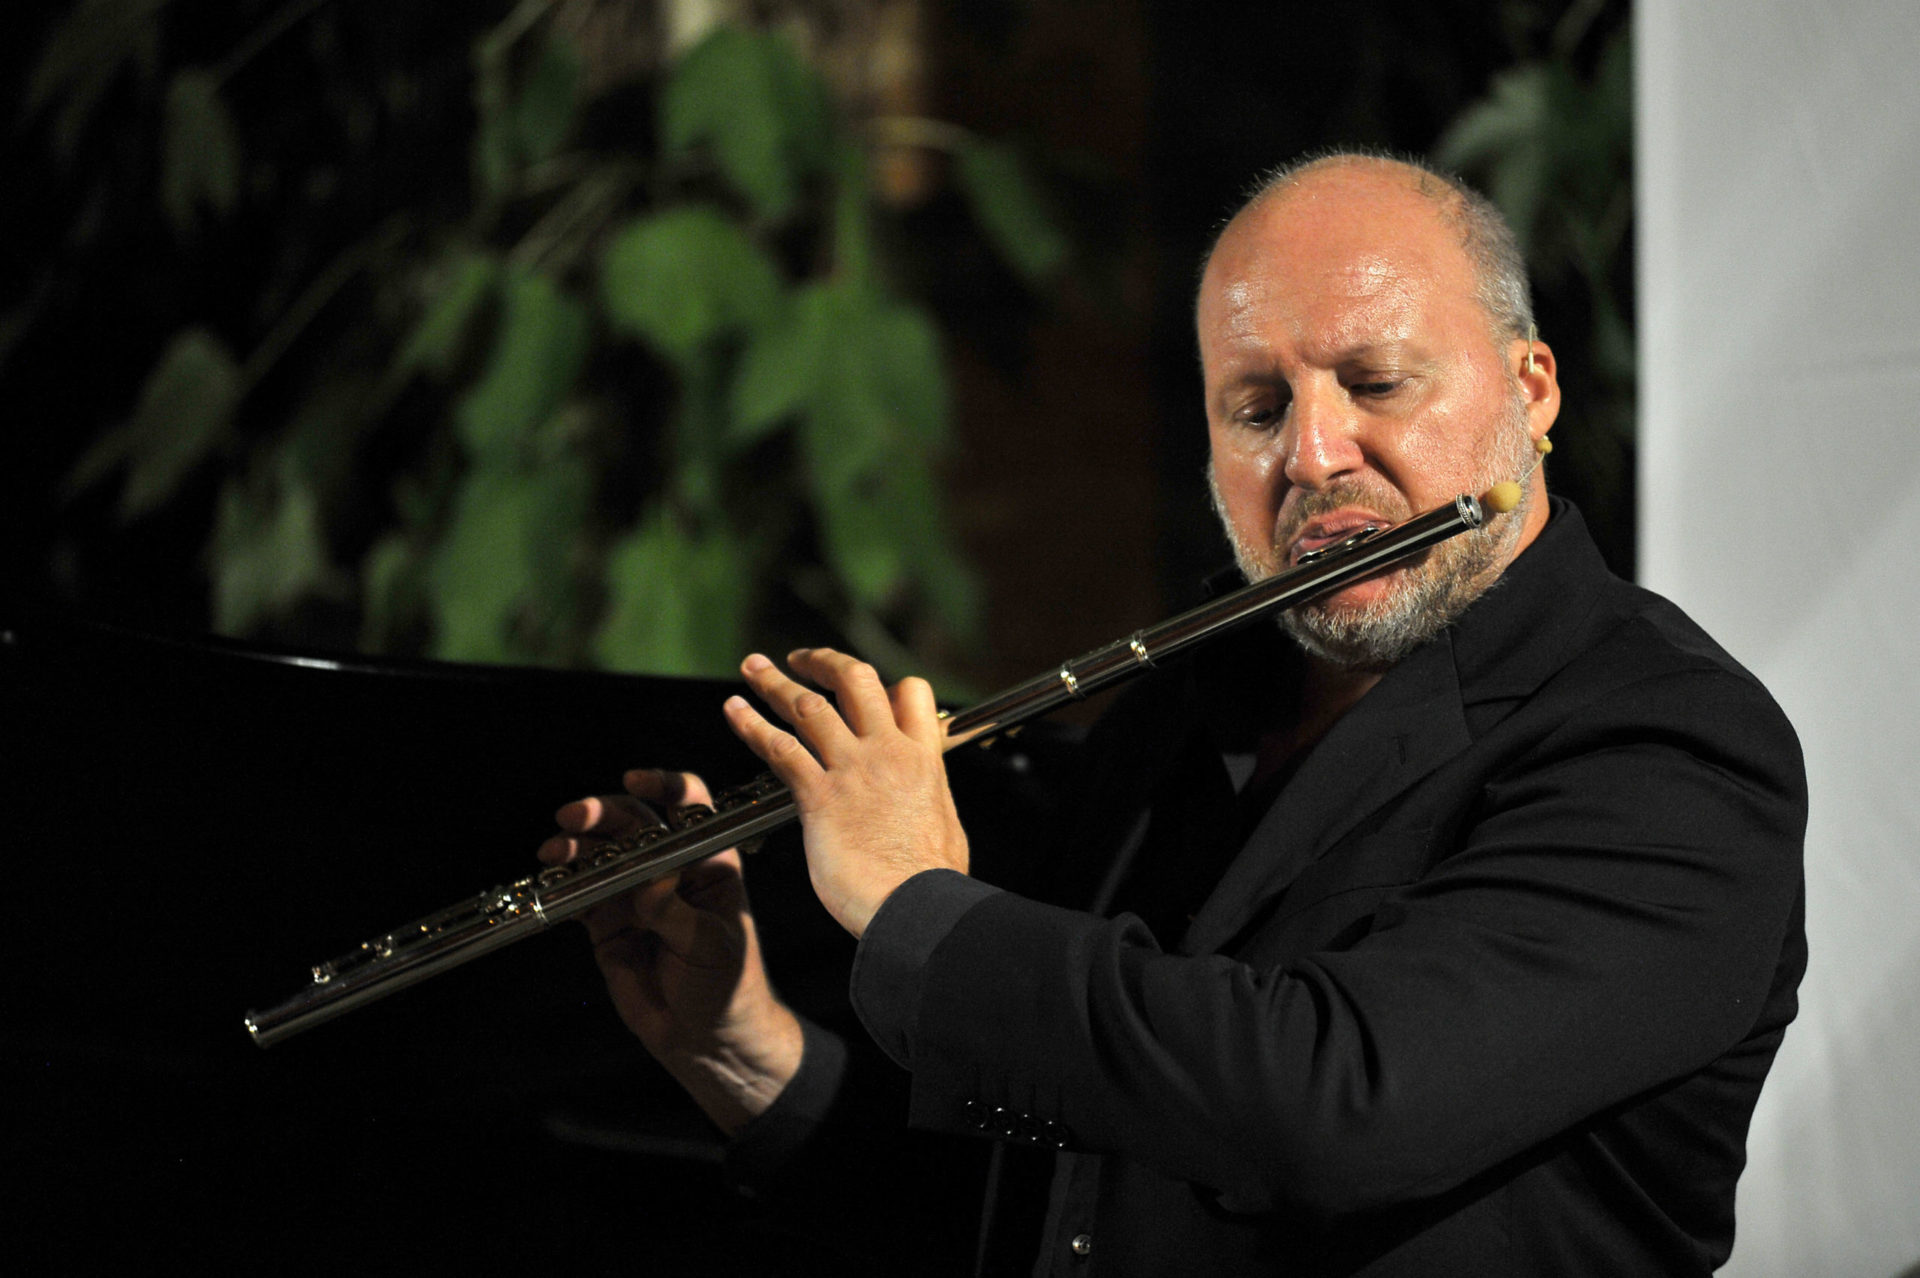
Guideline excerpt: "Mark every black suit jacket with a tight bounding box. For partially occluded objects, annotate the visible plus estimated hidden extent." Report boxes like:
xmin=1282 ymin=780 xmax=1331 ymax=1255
xmin=743 ymin=503 xmax=1807 ymax=1276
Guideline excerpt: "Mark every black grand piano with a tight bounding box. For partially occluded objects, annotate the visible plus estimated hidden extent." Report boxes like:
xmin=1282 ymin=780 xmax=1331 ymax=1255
xmin=4 ymin=607 xmax=1073 ymax=1274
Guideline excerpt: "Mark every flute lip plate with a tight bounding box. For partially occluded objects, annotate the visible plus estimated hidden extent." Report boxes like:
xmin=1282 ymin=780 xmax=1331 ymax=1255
xmin=1294 ymin=524 xmax=1384 ymax=566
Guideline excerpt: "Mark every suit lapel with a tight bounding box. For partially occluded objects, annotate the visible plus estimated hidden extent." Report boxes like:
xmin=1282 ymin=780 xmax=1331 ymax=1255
xmin=1179 ymin=635 xmax=1471 ymax=956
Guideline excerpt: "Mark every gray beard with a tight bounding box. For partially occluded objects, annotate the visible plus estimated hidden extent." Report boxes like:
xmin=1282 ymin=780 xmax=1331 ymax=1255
xmin=1207 ymin=407 xmax=1536 ymax=671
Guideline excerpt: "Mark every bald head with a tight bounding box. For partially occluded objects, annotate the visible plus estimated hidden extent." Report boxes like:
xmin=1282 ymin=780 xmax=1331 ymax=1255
xmin=1204 ymin=153 xmax=1533 ymax=351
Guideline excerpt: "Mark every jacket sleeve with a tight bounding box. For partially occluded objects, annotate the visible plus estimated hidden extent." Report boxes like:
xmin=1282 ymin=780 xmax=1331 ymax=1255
xmin=851 ymin=664 xmax=1807 ymax=1221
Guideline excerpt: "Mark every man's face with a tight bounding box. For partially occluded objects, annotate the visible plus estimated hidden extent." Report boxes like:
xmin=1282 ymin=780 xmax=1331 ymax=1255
xmin=1197 ymin=165 xmax=1555 ymax=667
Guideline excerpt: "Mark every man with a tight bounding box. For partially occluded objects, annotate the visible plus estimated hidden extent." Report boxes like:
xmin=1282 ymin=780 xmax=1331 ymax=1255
xmin=541 ymin=154 xmax=1806 ymax=1274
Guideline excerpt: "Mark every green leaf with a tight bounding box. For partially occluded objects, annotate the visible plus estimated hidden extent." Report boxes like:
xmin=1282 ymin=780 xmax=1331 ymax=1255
xmin=454 ymin=269 xmax=590 ymax=462
xmin=863 ymin=299 xmax=948 ymax=448
xmin=592 ymin=512 xmax=755 ymax=676
xmin=426 ymin=470 xmax=528 ymax=663
xmin=207 ymin=465 xmax=337 ymax=635
xmin=67 ymin=328 xmax=243 ymax=519
xmin=471 ymin=22 xmax=515 ymax=197
xmin=25 ymin=0 xmax=165 ymax=160
xmin=828 ymin=139 xmax=874 ymax=286
xmin=816 ymin=479 xmax=907 ymax=609
xmin=1434 ymin=64 xmax=1552 ymax=254
xmin=954 ymin=140 xmax=1068 ymax=287
xmin=360 ymin=532 xmax=426 ymax=651
xmin=671 ymin=348 xmax=730 ymax=518
xmin=161 ymin=69 xmax=243 ymax=237
xmin=918 ymin=540 xmax=983 ymax=643
xmin=513 ymin=31 xmax=582 ymax=166
xmin=893 ymin=464 xmax=980 ymax=640
xmin=280 ymin=371 xmax=377 ymax=503
xmin=396 ymin=252 xmax=499 ymax=377
xmin=599 ymin=206 xmax=781 ymax=366
xmin=427 ymin=458 xmax=589 ymax=663
xmin=814 ymin=450 xmax=976 ymax=622
xmin=728 ymin=291 xmax=821 ymax=444
xmin=662 ymin=27 xmax=832 ymax=220
xmin=772 ymin=283 xmax=962 ymax=616
xmin=796 ymin=283 xmax=949 ymax=504
xmin=522 ymin=447 xmax=592 ymax=617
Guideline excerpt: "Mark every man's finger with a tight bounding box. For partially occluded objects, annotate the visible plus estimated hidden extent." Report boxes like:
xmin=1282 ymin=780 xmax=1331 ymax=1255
xmin=787 ymin=647 xmax=897 ymax=736
xmin=725 ymin=693 xmax=828 ymax=792
xmin=740 ymin=653 xmax=858 ymax=760
xmin=622 ymin=768 xmax=714 ymax=811
xmin=889 ymin=675 xmax=944 ymax=749
xmin=555 ymin=793 xmax=666 ymax=837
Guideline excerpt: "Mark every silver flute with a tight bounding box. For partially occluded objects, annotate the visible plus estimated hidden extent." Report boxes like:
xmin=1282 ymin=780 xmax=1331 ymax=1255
xmin=244 ymin=491 xmax=1497 ymax=1047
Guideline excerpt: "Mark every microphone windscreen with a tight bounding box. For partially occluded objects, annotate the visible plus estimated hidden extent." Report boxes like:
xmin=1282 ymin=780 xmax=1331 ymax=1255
xmin=1484 ymin=481 xmax=1523 ymax=514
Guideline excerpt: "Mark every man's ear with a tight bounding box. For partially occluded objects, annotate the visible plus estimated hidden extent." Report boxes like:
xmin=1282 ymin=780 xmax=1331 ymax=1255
xmin=1512 ymin=332 xmax=1561 ymax=444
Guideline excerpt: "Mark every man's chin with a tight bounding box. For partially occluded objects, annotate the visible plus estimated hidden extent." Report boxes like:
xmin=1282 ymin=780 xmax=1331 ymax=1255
xmin=1300 ymin=574 xmax=1399 ymax=614
xmin=1281 ymin=576 xmax=1436 ymax=670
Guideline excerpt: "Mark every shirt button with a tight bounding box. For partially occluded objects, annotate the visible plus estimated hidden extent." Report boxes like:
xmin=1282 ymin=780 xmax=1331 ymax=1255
xmin=1071 ymin=1234 xmax=1093 ymax=1257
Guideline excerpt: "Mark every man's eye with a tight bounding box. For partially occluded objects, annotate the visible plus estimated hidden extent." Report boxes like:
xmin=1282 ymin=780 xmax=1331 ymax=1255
xmin=1350 ymin=380 xmax=1400 ymax=396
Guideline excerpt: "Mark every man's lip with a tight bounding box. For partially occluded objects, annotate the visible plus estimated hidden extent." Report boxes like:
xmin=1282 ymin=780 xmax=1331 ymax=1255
xmin=1287 ymin=510 xmax=1391 ymax=564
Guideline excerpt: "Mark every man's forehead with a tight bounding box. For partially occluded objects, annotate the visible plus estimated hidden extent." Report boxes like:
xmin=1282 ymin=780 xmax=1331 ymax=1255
xmin=1200 ymin=175 xmax=1477 ymax=351
xmin=1210 ymin=260 xmax=1421 ymax=355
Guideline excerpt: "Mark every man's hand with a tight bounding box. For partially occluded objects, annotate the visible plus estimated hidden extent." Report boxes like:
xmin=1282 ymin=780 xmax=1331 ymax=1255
xmin=538 ymin=768 xmax=802 ymax=1135
xmin=723 ymin=648 xmax=970 ymax=939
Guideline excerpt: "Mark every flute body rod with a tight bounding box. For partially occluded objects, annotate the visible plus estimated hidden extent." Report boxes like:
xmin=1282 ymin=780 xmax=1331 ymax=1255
xmin=244 ymin=492 xmax=1492 ymax=1047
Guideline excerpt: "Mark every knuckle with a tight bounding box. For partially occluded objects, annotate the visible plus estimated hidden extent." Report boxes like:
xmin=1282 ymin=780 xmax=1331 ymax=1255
xmin=794 ymin=690 xmax=831 ymax=718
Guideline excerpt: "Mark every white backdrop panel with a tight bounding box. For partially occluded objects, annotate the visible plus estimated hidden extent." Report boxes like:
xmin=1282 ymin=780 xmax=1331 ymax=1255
xmin=1638 ymin=3 xmax=1920 ymax=1275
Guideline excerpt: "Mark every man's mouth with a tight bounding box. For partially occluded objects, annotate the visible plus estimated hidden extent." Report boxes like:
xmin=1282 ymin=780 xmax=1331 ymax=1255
xmin=1287 ymin=510 xmax=1393 ymax=565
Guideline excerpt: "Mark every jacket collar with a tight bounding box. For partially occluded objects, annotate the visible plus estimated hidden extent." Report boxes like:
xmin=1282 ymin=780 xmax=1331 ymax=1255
xmin=1179 ymin=498 xmax=1612 ymax=954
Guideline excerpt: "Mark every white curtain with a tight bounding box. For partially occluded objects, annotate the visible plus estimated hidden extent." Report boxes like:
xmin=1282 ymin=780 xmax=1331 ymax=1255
xmin=1637 ymin=3 xmax=1920 ymax=1275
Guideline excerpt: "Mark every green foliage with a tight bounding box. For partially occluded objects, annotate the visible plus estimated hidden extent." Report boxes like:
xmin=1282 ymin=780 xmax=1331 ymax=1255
xmin=1436 ymin=26 xmax=1634 ymax=394
xmin=161 ymin=69 xmax=242 ymax=237
xmin=69 ymin=328 xmax=243 ymax=519
xmin=455 ymin=268 xmax=590 ymax=462
xmin=954 ymin=141 xmax=1069 ymax=288
xmin=25 ymin=0 xmax=167 ymax=159
xmin=209 ymin=456 xmax=339 ymax=635
xmin=471 ymin=4 xmax=584 ymax=199
xmin=511 ymin=31 xmax=583 ymax=168
xmin=600 ymin=206 xmax=781 ymax=366
xmin=662 ymin=26 xmax=831 ymax=221
xmin=592 ymin=512 xmax=754 ymax=678
xmin=427 ymin=458 xmax=589 ymax=663
xmin=396 ymin=252 xmax=500 ymax=377
xmin=43 ymin=9 xmax=1066 ymax=679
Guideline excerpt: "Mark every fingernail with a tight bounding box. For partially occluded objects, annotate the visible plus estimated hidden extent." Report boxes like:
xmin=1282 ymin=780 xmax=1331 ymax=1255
xmin=724 ymin=695 xmax=748 ymax=712
xmin=789 ymin=647 xmax=811 ymax=661
xmin=742 ymin=653 xmax=772 ymax=673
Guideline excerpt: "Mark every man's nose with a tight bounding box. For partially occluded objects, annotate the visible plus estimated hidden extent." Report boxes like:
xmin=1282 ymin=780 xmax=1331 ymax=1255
xmin=1282 ymin=388 xmax=1363 ymax=490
